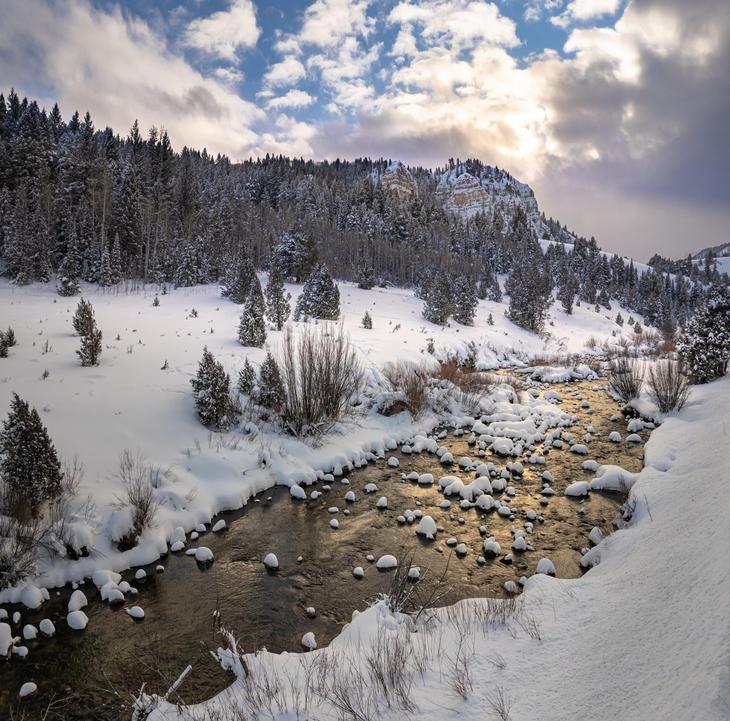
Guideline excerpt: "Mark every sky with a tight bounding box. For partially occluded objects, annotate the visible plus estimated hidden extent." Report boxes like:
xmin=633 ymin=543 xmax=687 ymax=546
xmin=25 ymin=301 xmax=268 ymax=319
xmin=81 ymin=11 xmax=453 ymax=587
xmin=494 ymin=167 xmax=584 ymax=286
xmin=1 ymin=0 xmax=728 ymax=260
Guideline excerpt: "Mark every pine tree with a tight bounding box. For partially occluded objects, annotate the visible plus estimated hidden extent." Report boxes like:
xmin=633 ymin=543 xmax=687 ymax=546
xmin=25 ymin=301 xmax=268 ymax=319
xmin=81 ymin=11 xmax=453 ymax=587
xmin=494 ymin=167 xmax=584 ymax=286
xmin=423 ymin=267 xmax=453 ymax=325
xmin=72 ymin=298 xmax=93 ymax=335
xmin=616 ymin=312 xmax=624 ymax=326
xmin=0 ymin=335 xmax=8 ymax=358
xmin=190 ymin=347 xmax=232 ymax=429
xmin=294 ymin=263 xmax=340 ymax=320
xmin=174 ymin=242 xmax=199 ymax=288
xmin=238 ymin=277 xmax=267 ymax=347
xmin=677 ymin=285 xmax=730 ymax=383
xmin=506 ymin=256 xmax=553 ymax=333
xmin=77 ymin=310 xmax=102 ymax=366
xmin=356 ymin=263 xmax=376 ymax=290
xmin=452 ymin=275 xmax=478 ymax=326
xmin=110 ymin=232 xmax=123 ymax=284
xmin=264 ymin=262 xmax=291 ymax=330
xmin=257 ymin=352 xmax=285 ymax=411
xmin=557 ymin=273 xmax=579 ymax=314
xmin=98 ymin=245 xmax=112 ymax=287
xmin=487 ymin=313 xmax=494 ymax=326
xmin=238 ymin=358 xmax=255 ymax=394
xmin=222 ymin=255 xmax=255 ymax=303
xmin=57 ymin=233 xmax=82 ymax=297
xmin=0 ymin=393 xmax=63 ymax=515
xmin=362 ymin=311 xmax=373 ymax=329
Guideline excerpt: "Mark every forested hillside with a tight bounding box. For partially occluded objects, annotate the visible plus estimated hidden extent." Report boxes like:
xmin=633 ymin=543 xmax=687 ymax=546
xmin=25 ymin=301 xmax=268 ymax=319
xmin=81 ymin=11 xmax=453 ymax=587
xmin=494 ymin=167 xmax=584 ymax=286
xmin=0 ymin=89 xmax=725 ymax=333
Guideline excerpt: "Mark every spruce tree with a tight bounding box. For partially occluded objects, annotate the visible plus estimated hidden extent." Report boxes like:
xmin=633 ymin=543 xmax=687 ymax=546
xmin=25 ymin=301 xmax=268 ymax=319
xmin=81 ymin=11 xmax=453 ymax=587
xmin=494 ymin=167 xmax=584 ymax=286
xmin=110 ymin=232 xmax=123 ymax=284
xmin=362 ymin=311 xmax=373 ymax=329
xmin=677 ymin=285 xmax=730 ymax=383
xmin=616 ymin=312 xmax=624 ymax=326
xmin=558 ymin=273 xmax=579 ymax=314
xmin=265 ymin=262 xmax=291 ymax=330
xmin=422 ymin=267 xmax=453 ymax=325
xmin=356 ymin=263 xmax=376 ymax=290
xmin=452 ymin=275 xmax=478 ymax=326
xmin=238 ymin=277 xmax=267 ymax=347
xmin=190 ymin=347 xmax=232 ymax=429
xmin=57 ymin=235 xmax=82 ymax=297
xmin=294 ymin=263 xmax=340 ymax=320
xmin=0 ymin=393 xmax=63 ymax=515
xmin=257 ymin=352 xmax=285 ymax=411
xmin=98 ymin=245 xmax=112 ymax=287
xmin=506 ymin=256 xmax=553 ymax=333
xmin=222 ymin=255 xmax=255 ymax=303
xmin=487 ymin=313 xmax=494 ymax=326
xmin=77 ymin=310 xmax=102 ymax=366
xmin=238 ymin=358 xmax=256 ymax=394
xmin=72 ymin=298 xmax=92 ymax=335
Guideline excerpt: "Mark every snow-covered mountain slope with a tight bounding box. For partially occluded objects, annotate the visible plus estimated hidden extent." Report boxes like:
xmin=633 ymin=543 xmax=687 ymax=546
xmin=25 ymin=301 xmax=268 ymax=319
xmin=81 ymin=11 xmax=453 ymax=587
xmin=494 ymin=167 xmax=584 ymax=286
xmin=693 ymin=242 xmax=730 ymax=259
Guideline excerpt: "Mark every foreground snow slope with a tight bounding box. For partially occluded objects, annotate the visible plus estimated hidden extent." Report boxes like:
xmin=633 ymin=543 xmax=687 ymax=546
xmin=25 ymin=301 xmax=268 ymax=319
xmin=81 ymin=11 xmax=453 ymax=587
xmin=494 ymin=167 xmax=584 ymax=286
xmin=0 ymin=277 xmax=634 ymax=595
xmin=149 ymin=376 xmax=730 ymax=721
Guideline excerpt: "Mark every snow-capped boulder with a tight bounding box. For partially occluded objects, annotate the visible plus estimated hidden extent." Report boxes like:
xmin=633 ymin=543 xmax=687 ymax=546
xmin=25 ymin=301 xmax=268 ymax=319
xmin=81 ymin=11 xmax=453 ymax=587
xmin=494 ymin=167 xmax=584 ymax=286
xmin=536 ymin=558 xmax=556 ymax=576
xmin=376 ymin=554 xmax=398 ymax=570
xmin=67 ymin=611 xmax=89 ymax=631
xmin=565 ymin=481 xmax=591 ymax=497
xmin=68 ymin=590 xmax=88 ymax=613
xmin=263 ymin=553 xmax=279 ymax=571
xmin=416 ymin=515 xmax=438 ymax=540
xmin=194 ymin=547 xmax=214 ymax=563
xmin=301 ymin=632 xmax=317 ymax=650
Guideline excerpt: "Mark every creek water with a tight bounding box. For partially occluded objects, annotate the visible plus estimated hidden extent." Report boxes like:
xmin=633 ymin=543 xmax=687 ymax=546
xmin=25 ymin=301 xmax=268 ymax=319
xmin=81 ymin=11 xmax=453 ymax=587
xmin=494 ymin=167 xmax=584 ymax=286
xmin=0 ymin=379 xmax=649 ymax=720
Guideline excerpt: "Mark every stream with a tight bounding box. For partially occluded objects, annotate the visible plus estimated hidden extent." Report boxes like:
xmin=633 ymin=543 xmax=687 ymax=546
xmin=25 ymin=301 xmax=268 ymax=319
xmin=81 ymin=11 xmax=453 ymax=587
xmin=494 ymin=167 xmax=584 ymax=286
xmin=0 ymin=379 xmax=650 ymax=720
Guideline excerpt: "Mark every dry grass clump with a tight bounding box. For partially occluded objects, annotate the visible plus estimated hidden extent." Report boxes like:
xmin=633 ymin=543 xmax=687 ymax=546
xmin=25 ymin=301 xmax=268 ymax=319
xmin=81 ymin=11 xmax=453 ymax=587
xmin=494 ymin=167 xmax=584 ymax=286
xmin=647 ymin=360 xmax=690 ymax=413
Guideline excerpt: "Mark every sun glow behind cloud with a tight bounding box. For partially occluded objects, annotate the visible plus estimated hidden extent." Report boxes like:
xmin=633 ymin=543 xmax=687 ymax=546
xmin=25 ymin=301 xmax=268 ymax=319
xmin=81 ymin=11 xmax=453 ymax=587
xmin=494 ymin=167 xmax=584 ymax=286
xmin=0 ymin=0 xmax=728 ymax=257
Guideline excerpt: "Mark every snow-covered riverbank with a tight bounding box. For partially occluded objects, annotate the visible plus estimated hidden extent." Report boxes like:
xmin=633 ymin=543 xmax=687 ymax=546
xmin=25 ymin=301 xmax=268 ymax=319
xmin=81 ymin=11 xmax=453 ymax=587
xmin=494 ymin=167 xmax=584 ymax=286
xmin=0 ymin=276 xmax=637 ymax=602
xmin=143 ymin=375 xmax=730 ymax=721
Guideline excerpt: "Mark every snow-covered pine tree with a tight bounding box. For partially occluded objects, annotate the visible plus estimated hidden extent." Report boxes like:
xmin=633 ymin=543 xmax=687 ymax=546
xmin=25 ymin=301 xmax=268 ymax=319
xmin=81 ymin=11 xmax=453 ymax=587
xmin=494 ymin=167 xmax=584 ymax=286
xmin=57 ymin=233 xmax=82 ymax=297
xmin=452 ymin=275 xmax=478 ymax=326
xmin=238 ymin=358 xmax=255 ymax=394
xmin=77 ymin=309 xmax=102 ymax=366
xmin=506 ymin=254 xmax=553 ymax=333
xmin=294 ymin=263 xmax=340 ymax=320
xmin=257 ymin=352 xmax=285 ymax=411
xmin=0 ymin=393 xmax=63 ymax=515
xmin=422 ymin=267 xmax=453 ymax=325
xmin=97 ymin=244 xmax=112 ymax=287
xmin=265 ymin=261 xmax=290 ymax=330
xmin=110 ymin=232 xmax=122 ymax=284
xmin=356 ymin=263 xmax=376 ymax=290
xmin=616 ymin=312 xmax=624 ymax=326
xmin=174 ymin=242 xmax=199 ymax=288
xmin=362 ymin=311 xmax=373 ymax=329
xmin=677 ymin=285 xmax=730 ymax=383
xmin=72 ymin=298 xmax=92 ymax=335
xmin=222 ymin=255 xmax=255 ymax=303
xmin=238 ymin=277 xmax=267 ymax=347
xmin=190 ymin=347 xmax=232 ymax=429
xmin=557 ymin=273 xmax=579 ymax=314
xmin=272 ymin=232 xmax=318 ymax=282
xmin=487 ymin=313 xmax=494 ymax=326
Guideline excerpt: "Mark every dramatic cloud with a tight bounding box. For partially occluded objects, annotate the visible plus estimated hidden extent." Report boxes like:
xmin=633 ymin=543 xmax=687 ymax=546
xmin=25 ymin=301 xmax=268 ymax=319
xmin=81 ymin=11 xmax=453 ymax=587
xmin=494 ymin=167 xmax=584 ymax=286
xmin=182 ymin=0 xmax=260 ymax=62
xmin=0 ymin=0 xmax=267 ymax=157
xmin=1 ymin=0 xmax=728 ymax=258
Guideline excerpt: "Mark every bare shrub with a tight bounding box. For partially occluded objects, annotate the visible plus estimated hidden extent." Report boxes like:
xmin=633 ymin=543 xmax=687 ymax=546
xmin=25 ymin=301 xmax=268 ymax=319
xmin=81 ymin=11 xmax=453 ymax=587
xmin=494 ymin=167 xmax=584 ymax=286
xmin=115 ymin=450 xmax=159 ymax=547
xmin=607 ymin=357 xmax=644 ymax=402
xmin=279 ymin=324 xmax=363 ymax=436
xmin=647 ymin=360 xmax=690 ymax=413
xmin=486 ymin=686 xmax=512 ymax=721
xmin=0 ymin=510 xmax=44 ymax=589
xmin=382 ymin=361 xmax=430 ymax=418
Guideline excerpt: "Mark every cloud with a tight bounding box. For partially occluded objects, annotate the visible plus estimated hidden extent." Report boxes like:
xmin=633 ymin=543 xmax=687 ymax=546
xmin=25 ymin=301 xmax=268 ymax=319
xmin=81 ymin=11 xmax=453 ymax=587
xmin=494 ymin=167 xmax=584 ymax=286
xmin=388 ymin=1 xmax=519 ymax=50
xmin=182 ymin=0 xmax=260 ymax=62
xmin=298 ymin=0 xmax=374 ymax=48
xmin=266 ymin=89 xmax=316 ymax=110
xmin=552 ymin=0 xmax=622 ymax=27
xmin=263 ymin=56 xmax=307 ymax=87
xmin=0 ymin=0 xmax=265 ymax=158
